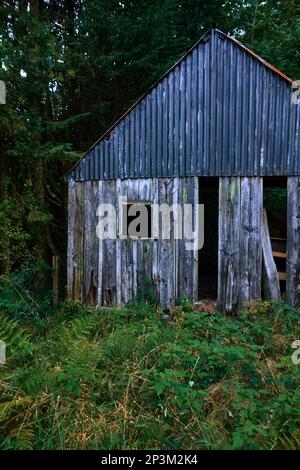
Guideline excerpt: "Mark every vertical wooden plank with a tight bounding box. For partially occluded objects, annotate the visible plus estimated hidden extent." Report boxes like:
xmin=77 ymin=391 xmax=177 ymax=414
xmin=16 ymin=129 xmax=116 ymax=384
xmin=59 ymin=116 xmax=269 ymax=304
xmin=168 ymin=73 xmax=174 ymax=176
xmin=239 ymin=177 xmax=263 ymax=305
xmin=121 ymin=239 xmax=133 ymax=304
xmin=178 ymin=178 xmax=187 ymax=298
xmin=120 ymin=179 xmax=134 ymax=304
xmin=145 ymin=95 xmax=151 ymax=177
xmin=132 ymin=239 xmax=138 ymax=299
xmin=218 ymin=177 xmax=240 ymax=312
xmin=287 ymin=177 xmax=300 ymax=308
xmin=116 ymin=179 xmax=122 ymax=305
xmin=191 ymin=49 xmax=198 ymax=176
xmin=97 ymin=181 xmax=103 ymax=306
xmin=151 ymin=90 xmax=157 ymax=177
xmin=119 ymin=121 xmax=125 ymax=179
xmin=159 ymin=178 xmax=175 ymax=308
xmin=83 ymin=181 xmax=99 ymax=305
xmin=152 ymin=178 xmax=160 ymax=302
xmin=114 ymin=129 xmax=119 ymax=180
xmin=157 ymin=85 xmax=162 ymax=177
xmin=124 ymin=116 xmax=130 ymax=179
xmin=174 ymin=68 xmax=180 ymax=176
xmin=140 ymin=102 xmax=146 ymax=177
xmin=120 ymin=179 xmax=127 ymax=304
xmin=67 ymin=181 xmax=76 ymax=300
xmin=262 ymin=209 xmax=281 ymax=301
xmin=192 ymin=177 xmax=199 ymax=301
xmin=136 ymin=180 xmax=152 ymax=300
xmin=173 ymin=177 xmax=179 ymax=302
xmin=179 ymin=62 xmax=186 ymax=176
xmin=102 ymin=180 xmax=117 ymax=306
xmin=177 ymin=177 xmax=198 ymax=302
xmin=72 ymin=182 xmax=84 ymax=302
xmin=128 ymin=179 xmax=140 ymax=300
xmin=162 ymin=80 xmax=168 ymax=177
xmin=135 ymin=107 xmax=140 ymax=177
xmin=185 ymin=55 xmax=191 ymax=175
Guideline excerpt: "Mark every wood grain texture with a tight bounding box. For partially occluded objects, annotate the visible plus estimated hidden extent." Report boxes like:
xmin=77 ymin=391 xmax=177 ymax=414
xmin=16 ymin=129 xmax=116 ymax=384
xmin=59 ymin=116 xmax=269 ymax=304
xmin=102 ymin=180 xmax=117 ymax=306
xmin=178 ymin=177 xmax=199 ymax=301
xmin=218 ymin=177 xmax=264 ymax=312
xmin=67 ymin=181 xmax=76 ymax=300
xmin=67 ymin=181 xmax=84 ymax=302
xmin=83 ymin=181 xmax=99 ymax=305
xmin=67 ymin=176 xmax=273 ymax=311
xmin=261 ymin=209 xmax=281 ymax=301
xmin=158 ymin=178 xmax=176 ymax=308
xmin=287 ymin=177 xmax=300 ymax=308
xmin=239 ymin=177 xmax=262 ymax=305
xmin=68 ymin=177 xmax=199 ymax=308
xmin=218 ymin=177 xmax=241 ymax=312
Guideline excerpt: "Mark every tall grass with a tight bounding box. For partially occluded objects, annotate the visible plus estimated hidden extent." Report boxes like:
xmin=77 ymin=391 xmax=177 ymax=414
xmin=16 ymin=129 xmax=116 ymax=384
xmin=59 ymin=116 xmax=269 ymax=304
xmin=0 ymin=300 xmax=300 ymax=449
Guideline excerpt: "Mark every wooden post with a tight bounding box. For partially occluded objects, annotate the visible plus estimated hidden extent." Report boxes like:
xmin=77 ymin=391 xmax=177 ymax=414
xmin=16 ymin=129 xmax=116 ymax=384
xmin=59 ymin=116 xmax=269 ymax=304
xmin=218 ymin=177 xmax=263 ymax=312
xmin=261 ymin=209 xmax=281 ymax=301
xmin=159 ymin=178 xmax=175 ymax=308
xmin=239 ymin=177 xmax=263 ymax=305
xmin=67 ymin=181 xmax=84 ymax=302
xmin=287 ymin=177 xmax=300 ymax=308
xmin=177 ymin=177 xmax=199 ymax=304
xmin=67 ymin=181 xmax=75 ymax=300
xmin=218 ymin=177 xmax=240 ymax=312
xmin=83 ymin=181 xmax=99 ymax=305
xmin=52 ymin=255 xmax=60 ymax=309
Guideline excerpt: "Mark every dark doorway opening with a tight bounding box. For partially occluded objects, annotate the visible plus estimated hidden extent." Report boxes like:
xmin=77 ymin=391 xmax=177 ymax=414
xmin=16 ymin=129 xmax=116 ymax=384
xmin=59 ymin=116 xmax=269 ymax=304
xmin=198 ymin=177 xmax=219 ymax=300
xmin=263 ymin=177 xmax=287 ymax=299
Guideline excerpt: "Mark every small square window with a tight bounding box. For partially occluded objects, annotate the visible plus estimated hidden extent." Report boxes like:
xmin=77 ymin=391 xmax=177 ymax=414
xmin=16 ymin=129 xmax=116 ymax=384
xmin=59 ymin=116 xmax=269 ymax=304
xmin=121 ymin=202 xmax=152 ymax=239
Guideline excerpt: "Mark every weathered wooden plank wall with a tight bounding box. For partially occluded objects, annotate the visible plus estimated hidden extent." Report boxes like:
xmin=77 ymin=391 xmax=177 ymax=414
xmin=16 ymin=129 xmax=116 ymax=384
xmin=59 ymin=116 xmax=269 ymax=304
xmin=218 ymin=177 xmax=263 ymax=312
xmin=67 ymin=177 xmax=198 ymax=308
xmin=287 ymin=177 xmax=300 ymax=308
xmin=68 ymin=176 xmax=300 ymax=312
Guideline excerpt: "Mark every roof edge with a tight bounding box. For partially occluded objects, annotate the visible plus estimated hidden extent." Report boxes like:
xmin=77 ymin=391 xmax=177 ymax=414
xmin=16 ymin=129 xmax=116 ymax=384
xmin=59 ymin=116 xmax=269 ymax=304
xmin=216 ymin=29 xmax=293 ymax=85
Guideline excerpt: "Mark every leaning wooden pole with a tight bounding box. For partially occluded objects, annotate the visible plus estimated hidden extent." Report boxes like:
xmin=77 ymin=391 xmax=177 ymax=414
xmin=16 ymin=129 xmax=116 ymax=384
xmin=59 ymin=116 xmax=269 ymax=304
xmin=261 ymin=209 xmax=281 ymax=301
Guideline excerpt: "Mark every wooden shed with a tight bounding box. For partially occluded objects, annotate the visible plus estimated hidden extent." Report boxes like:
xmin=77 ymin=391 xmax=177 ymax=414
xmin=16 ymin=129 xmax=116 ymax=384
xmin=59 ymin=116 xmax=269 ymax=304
xmin=65 ymin=27 xmax=300 ymax=312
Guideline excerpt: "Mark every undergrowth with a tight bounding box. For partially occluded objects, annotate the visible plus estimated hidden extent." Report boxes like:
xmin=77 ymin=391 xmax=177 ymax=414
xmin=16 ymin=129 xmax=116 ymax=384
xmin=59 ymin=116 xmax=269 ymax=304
xmin=0 ymin=300 xmax=300 ymax=450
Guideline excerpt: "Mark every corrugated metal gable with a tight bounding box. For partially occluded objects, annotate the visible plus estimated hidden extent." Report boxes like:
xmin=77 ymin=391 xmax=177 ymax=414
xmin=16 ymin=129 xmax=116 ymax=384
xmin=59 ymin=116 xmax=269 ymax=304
xmin=65 ymin=28 xmax=300 ymax=181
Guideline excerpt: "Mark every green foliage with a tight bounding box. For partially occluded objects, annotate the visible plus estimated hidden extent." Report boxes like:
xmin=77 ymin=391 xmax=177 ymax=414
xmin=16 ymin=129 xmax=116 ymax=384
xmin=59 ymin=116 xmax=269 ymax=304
xmin=0 ymin=1 xmax=299 ymax=274
xmin=0 ymin=197 xmax=31 ymax=270
xmin=0 ymin=314 xmax=32 ymax=360
xmin=0 ymin=2 xmax=299 ymax=449
xmin=135 ymin=271 xmax=159 ymax=306
xmin=178 ymin=293 xmax=193 ymax=308
xmin=0 ymin=262 xmax=53 ymax=320
xmin=264 ymin=188 xmax=287 ymax=211
xmin=0 ymin=300 xmax=300 ymax=449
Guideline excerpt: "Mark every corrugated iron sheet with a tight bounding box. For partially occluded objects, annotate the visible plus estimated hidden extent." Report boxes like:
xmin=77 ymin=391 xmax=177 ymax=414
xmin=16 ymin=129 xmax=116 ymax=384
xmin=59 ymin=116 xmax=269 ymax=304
xmin=65 ymin=28 xmax=300 ymax=181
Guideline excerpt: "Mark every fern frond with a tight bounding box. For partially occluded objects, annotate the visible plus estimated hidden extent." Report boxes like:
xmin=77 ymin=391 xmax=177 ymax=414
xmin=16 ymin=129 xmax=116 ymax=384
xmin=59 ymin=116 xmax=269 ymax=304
xmin=0 ymin=314 xmax=32 ymax=359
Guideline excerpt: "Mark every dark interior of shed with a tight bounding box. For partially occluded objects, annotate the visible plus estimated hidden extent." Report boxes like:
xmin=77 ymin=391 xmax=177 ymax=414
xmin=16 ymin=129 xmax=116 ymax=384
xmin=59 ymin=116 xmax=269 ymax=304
xmin=198 ymin=177 xmax=219 ymax=300
xmin=263 ymin=177 xmax=287 ymax=299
